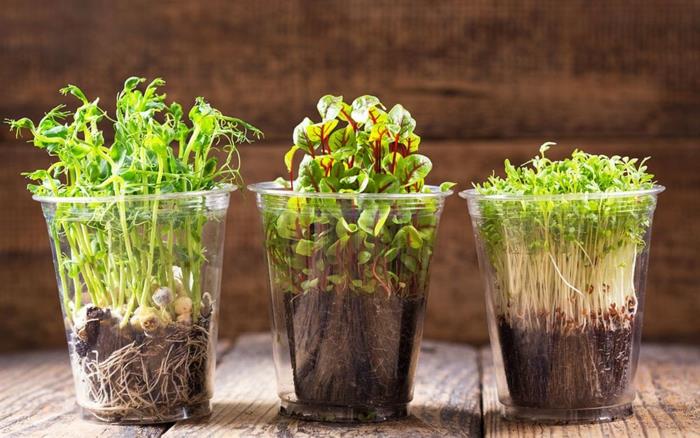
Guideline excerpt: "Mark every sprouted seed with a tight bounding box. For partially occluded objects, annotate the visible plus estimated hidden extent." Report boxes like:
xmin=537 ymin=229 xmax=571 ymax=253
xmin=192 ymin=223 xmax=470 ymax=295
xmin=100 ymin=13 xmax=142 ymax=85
xmin=6 ymin=77 xmax=261 ymax=422
xmin=472 ymin=143 xmax=659 ymax=413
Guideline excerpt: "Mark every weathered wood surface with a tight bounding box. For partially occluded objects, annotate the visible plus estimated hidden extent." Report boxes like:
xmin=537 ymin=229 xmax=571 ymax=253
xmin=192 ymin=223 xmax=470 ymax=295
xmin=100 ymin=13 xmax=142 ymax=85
xmin=0 ymin=342 xmax=234 ymax=438
xmin=1 ymin=335 xmax=699 ymax=437
xmin=0 ymin=0 xmax=698 ymax=141
xmin=1 ymin=139 xmax=698 ymax=352
xmin=481 ymin=345 xmax=700 ymax=437
xmin=0 ymin=334 xmax=481 ymax=437
xmin=0 ymin=351 xmax=165 ymax=438
xmin=164 ymin=334 xmax=481 ymax=437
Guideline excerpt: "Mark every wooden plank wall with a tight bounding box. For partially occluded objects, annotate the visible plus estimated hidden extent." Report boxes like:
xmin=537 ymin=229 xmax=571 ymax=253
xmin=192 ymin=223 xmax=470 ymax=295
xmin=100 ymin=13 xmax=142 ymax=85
xmin=1 ymin=0 xmax=698 ymax=141
xmin=0 ymin=1 xmax=698 ymax=351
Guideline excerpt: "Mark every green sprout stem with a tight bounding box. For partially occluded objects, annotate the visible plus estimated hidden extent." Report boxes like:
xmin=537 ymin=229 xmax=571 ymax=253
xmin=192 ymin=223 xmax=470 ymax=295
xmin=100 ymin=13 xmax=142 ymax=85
xmin=474 ymin=143 xmax=657 ymax=331
xmin=7 ymin=77 xmax=261 ymax=328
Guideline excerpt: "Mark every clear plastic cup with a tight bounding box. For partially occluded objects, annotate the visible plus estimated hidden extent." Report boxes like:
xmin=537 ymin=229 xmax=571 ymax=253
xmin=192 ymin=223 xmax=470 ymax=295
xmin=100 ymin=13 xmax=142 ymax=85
xmin=35 ymin=186 xmax=233 ymax=423
xmin=461 ymin=186 xmax=664 ymax=423
xmin=250 ymin=182 xmax=452 ymax=422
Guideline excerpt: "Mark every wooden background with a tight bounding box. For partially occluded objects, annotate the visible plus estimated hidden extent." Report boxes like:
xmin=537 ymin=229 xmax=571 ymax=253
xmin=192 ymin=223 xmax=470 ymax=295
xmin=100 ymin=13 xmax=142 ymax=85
xmin=0 ymin=0 xmax=698 ymax=351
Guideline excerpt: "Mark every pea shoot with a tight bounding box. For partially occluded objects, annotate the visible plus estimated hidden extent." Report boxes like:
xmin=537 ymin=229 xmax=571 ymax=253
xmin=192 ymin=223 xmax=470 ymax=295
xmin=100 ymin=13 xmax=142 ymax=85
xmin=6 ymin=77 xmax=261 ymax=422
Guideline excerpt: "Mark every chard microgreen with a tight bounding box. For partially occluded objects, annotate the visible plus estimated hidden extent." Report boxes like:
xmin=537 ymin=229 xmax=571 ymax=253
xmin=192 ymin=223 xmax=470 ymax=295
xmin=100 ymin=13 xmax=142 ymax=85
xmin=278 ymin=95 xmax=453 ymax=194
xmin=258 ymin=95 xmax=452 ymax=298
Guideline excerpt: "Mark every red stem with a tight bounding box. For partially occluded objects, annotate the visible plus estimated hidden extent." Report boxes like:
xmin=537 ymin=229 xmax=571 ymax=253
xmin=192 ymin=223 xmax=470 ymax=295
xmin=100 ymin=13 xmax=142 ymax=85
xmin=320 ymin=125 xmax=327 ymax=154
xmin=391 ymin=135 xmax=399 ymax=173
xmin=340 ymin=109 xmax=357 ymax=131
xmin=374 ymin=140 xmax=382 ymax=173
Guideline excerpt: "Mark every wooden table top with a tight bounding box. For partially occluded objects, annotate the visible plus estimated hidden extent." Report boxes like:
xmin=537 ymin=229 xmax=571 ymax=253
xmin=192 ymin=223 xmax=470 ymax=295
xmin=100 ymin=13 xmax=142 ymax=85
xmin=0 ymin=334 xmax=698 ymax=437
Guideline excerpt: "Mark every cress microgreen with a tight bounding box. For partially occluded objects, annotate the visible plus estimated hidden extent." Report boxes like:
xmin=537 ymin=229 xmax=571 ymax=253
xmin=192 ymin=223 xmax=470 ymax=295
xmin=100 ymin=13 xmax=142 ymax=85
xmin=471 ymin=142 xmax=659 ymax=330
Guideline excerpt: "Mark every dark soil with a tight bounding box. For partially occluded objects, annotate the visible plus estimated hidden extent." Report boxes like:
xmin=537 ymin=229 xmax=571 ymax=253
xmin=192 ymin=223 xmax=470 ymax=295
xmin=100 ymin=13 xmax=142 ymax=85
xmin=283 ymin=290 xmax=426 ymax=407
xmin=69 ymin=307 xmax=213 ymax=421
xmin=497 ymin=315 xmax=635 ymax=409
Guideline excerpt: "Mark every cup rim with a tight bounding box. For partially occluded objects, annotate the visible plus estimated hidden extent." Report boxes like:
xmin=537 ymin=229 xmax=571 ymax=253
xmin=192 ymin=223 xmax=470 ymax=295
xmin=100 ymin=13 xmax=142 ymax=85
xmin=32 ymin=183 xmax=237 ymax=204
xmin=247 ymin=181 xmax=453 ymax=200
xmin=458 ymin=184 xmax=665 ymax=201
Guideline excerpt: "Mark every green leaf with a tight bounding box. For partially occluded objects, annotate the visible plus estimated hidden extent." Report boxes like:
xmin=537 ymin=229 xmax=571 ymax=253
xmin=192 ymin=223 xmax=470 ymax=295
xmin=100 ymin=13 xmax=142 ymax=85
xmin=440 ymin=182 xmax=456 ymax=192
xmin=296 ymin=155 xmax=324 ymax=191
xmin=358 ymin=251 xmax=372 ymax=264
xmin=284 ymin=145 xmax=300 ymax=171
xmin=350 ymin=95 xmax=381 ymax=123
xmin=406 ymin=133 xmax=421 ymax=152
xmin=275 ymin=211 xmax=298 ymax=239
xmin=357 ymin=203 xmax=390 ymax=236
xmin=374 ymin=173 xmax=400 ymax=193
xmin=388 ymin=104 xmax=416 ymax=136
xmin=59 ymin=84 xmax=88 ymax=104
xmin=338 ymin=102 xmax=354 ymax=124
xmin=357 ymin=207 xmax=376 ymax=235
xmin=397 ymin=154 xmax=432 ymax=186
xmin=335 ymin=217 xmax=357 ymax=238
xmin=329 ymin=125 xmax=355 ymax=152
xmin=293 ymin=117 xmax=314 ymax=153
xmin=295 ymin=239 xmax=314 ymax=256
xmin=305 ymin=120 xmax=338 ymax=143
xmin=317 ymin=95 xmax=343 ymax=121
xmin=357 ymin=170 xmax=371 ymax=192
xmin=374 ymin=203 xmax=391 ymax=235
xmin=384 ymin=247 xmax=399 ymax=262
xmin=404 ymin=225 xmax=423 ymax=249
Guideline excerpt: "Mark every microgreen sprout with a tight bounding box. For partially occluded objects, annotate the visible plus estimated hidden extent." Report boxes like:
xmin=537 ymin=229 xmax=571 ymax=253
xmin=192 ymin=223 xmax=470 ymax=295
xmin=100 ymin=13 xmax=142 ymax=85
xmin=255 ymin=96 xmax=453 ymax=416
xmin=473 ymin=143 xmax=658 ymax=331
xmin=6 ymin=77 xmax=261 ymax=422
xmin=7 ymin=77 xmax=261 ymax=324
xmin=468 ymin=143 xmax=663 ymax=413
xmin=278 ymin=94 xmax=455 ymax=194
xmin=263 ymin=95 xmax=454 ymax=297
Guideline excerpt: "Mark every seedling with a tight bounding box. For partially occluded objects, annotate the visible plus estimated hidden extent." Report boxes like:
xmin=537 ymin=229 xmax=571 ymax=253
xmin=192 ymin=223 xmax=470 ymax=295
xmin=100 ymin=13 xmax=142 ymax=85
xmin=253 ymin=95 xmax=452 ymax=421
xmin=7 ymin=77 xmax=260 ymax=422
xmin=467 ymin=143 xmax=662 ymax=419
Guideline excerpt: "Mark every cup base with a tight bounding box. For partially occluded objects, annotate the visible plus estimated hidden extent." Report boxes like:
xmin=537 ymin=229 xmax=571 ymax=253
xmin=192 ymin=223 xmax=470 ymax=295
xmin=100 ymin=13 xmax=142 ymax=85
xmin=502 ymin=403 xmax=633 ymax=424
xmin=280 ymin=399 xmax=409 ymax=423
xmin=79 ymin=400 xmax=212 ymax=424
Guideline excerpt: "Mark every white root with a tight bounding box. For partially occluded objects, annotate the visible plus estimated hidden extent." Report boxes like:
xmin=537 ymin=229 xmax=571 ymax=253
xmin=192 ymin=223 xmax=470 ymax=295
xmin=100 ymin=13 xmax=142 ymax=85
xmin=73 ymin=319 xmax=211 ymax=422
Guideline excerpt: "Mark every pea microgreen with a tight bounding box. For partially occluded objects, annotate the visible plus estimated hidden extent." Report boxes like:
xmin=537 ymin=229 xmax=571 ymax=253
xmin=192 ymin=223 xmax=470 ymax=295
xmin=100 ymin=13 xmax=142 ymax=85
xmin=6 ymin=77 xmax=262 ymax=324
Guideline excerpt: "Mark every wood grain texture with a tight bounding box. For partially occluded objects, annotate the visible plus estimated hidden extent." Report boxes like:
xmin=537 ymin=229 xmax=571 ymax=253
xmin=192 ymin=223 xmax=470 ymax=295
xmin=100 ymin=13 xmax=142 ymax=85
xmin=0 ymin=341 xmax=235 ymax=438
xmin=0 ymin=350 xmax=167 ymax=438
xmin=481 ymin=345 xmax=700 ymax=437
xmin=163 ymin=333 xmax=481 ymax=437
xmin=0 ymin=0 xmax=698 ymax=141
xmin=0 ymin=138 xmax=697 ymax=352
xmin=1 ymin=336 xmax=698 ymax=437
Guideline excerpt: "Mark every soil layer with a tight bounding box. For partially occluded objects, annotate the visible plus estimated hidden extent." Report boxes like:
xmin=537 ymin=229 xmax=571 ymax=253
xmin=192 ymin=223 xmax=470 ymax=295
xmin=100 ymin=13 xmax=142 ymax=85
xmin=69 ymin=307 xmax=213 ymax=422
xmin=497 ymin=316 xmax=634 ymax=410
xmin=283 ymin=291 xmax=426 ymax=407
